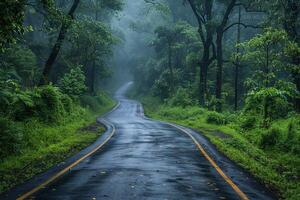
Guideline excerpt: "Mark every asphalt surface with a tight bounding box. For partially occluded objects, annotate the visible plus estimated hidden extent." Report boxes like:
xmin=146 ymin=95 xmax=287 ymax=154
xmin=2 ymin=83 xmax=276 ymax=200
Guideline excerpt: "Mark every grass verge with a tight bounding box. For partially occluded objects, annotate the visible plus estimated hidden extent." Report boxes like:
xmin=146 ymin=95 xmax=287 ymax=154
xmin=140 ymin=96 xmax=299 ymax=200
xmin=0 ymin=95 xmax=115 ymax=193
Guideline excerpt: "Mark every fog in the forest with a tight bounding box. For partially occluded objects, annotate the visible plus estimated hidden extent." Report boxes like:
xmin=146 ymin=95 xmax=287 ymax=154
xmin=106 ymin=0 xmax=170 ymax=90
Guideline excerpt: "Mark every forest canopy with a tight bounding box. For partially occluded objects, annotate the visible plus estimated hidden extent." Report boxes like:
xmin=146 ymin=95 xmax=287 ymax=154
xmin=0 ymin=0 xmax=299 ymax=199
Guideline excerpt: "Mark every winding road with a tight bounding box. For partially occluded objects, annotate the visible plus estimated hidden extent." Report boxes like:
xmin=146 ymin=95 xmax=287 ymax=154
xmin=2 ymin=83 xmax=276 ymax=200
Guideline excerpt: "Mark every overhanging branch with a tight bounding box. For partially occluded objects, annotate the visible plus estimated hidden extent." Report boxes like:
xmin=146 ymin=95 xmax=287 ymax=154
xmin=224 ymin=22 xmax=263 ymax=32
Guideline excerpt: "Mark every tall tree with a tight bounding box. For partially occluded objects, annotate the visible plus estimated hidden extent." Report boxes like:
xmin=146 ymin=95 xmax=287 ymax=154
xmin=154 ymin=26 xmax=177 ymax=92
xmin=254 ymin=0 xmax=300 ymax=111
xmin=282 ymin=1 xmax=300 ymax=112
xmin=186 ymin=0 xmax=215 ymax=106
xmin=234 ymin=5 xmax=242 ymax=111
xmin=39 ymin=0 xmax=80 ymax=85
xmin=215 ymin=0 xmax=237 ymax=112
xmin=0 ymin=0 xmax=26 ymax=51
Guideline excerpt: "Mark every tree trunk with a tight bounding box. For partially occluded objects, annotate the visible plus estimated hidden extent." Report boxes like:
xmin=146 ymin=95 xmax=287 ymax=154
xmin=283 ymin=1 xmax=300 ymax=112
xmin=91 ymin=60 xmax=96 ymax=94
xmin=39 ymin=0 xmax=80 ymax=85
xmin=265 ymin=44 xmax=270 ymax=87
xmin=187 ymin=0 xmax=214 ymax=107
xmin=198 ymin=25 xmax=214 ymax=106
xmin=215 ymin=30 xmax=223 ymax=112
xmin=199 ymin=41 xmax=211 ymax=106
xmin=215 ymin=0 xmax=236 ymax=112
xmin=168 ymin=41 xmax=174 ymax=92
xmin=234 ymin=5 xmax=242 ymax=111
xmin=90 ymin=10 xmax=100 ymax=95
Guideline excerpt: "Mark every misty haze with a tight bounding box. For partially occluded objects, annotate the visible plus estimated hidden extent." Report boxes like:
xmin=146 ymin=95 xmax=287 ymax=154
xmin=0 ymin=1 xmax=299 ymax=200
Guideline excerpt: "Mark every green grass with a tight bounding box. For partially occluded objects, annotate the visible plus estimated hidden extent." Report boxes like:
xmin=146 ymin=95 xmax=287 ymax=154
xmin=141 ymin=97 xmax=300 ymax=200
xmin=0 ymin=96 xmax=115 ymax=193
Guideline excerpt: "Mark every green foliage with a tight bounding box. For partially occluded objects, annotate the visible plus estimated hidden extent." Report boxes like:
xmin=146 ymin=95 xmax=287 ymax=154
xmin=0 ymin=0 xmax=26 ymax=50
xmin=81 ymin=0 xmax=123 ymax=13
xmin=239 ymin=115 xmax=257 ymax=130
xmin=244 ymin=87 xmax=292 ymax=122
xmin=0 ymin=117 xmax=23 ymax=159
xmin=145 ymin=0 xmax=171 ymax=19
xmin=206 ymin=111 xmax=228 ymax=125
xmin=152 ymin=69 xmax=182 ymax=99
xmin=285 ymin=120 xmax=300 ymax=154
xmin=35 ymin=85 xmax=66 ymax=123
xmin=239 ymin=28 xmax=290 ymax=90
xmin=168 ymin=87 xmax=194 ymax=107
xmin=143 ymin=100 xmax=300 ymax=200
xmin=0 ymin=80 xmax=75 ymax=123
xmin=0 ymin=79 xmax=35 ymax=120
xmin=59 ymin=65 xmax=87 ymax=97
xmin=134 ymin=21 xmax=200 ymax=100
xmin=60 ymin=94 xmax=73 ymax=113
xmin=260 ymin=127 xmax=282 ymax=148
xmin=206 ymin=95 xmax=225 ymax=112
xmin=0 ymin=88 xmax=115 ymax=192
xmin=80 ymin=92 xmax=112 ymax=112
xmin=0 ymin=94 xmax=115 ymax=192
xmin=0 ymin=45 xmax=39 ymax=86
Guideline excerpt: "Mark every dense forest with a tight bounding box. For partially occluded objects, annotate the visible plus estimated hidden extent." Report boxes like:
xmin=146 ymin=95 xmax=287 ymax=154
xmin=126 ymin=1 xmax=300 ymax=199
xmin=0 ymin=0 xmax=122 ymax=193
xmin=0 ymin=0 xmax=299 ymax=199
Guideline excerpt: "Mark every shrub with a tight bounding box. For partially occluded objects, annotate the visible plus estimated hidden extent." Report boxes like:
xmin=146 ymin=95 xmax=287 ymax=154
xmin=206 ymin=111 xmax=228 ymax=125
xmin=284 ymin=121 xmax=300 ymax=154
xmin=244 ymin=87 xmax=292 ymax=122
xmin=152 ymin=69 xmax=182 ymax=100
xmin=0 ymin=79 xmax=37 ymax=120
xmin=0 ymin=81 xmax=73 ymax=123
xmin=80 ymin=95 xmax=100 ymax=111
xmin=35 ymin=85 xmax=65 ymax=123
xmin=61 ymin=94 xmax=73 ymax=113
xmin=59 ymin=65 xmax=87 ymax=97
xmin=260 ymin=128 xmax=282 ymax=148
xmin=188 ymin=107 xmax=204 ymax=116
xmin=207 ymin=95 xmax=224 ymax=111
xmin=168 ymin=87 xmax=194 ymax=107
xmin=240 ymin=116 xmax=257 ymax=130
xmin=1 ymin=44 xmax=39 ymax=86
xmin=0 ymin=117 xmax=23 ymax=159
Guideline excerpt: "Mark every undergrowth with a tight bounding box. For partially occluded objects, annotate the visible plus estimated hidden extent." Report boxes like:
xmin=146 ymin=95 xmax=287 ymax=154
xmin=140 ymin=96 xmax=300 ymax=200
xmin=0 ymin=89 xmax=115 ymax=193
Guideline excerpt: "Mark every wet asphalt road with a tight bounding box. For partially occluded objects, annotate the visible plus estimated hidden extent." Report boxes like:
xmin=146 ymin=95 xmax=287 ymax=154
xmin=5 ymin=83 xmax=276 ymax=200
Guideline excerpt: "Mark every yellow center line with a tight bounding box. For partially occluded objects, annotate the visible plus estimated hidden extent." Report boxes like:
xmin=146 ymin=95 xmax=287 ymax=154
xmin=168 ymin=123 xmax=249 ymax=200
xmin=18 ymin=101 xmax=248 ymax=200
xmin=17 ymin=103 xmax=120 ymax=200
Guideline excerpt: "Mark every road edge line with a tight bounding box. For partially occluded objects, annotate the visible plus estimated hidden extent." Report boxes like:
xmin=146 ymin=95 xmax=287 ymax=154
xmin=16 ymin=104 xmax=119 ymax=200
xmin=167 ymin=123 xmax=249 ymax=200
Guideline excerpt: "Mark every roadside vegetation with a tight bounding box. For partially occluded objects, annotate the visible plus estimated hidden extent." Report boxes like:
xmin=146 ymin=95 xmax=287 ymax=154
xmin=0 ymin=88 xmax=115 ymax=193
xmin=1 ymin=0 xmax=299 ymax=199
xmin=137 ymin=95 xmax=299 ymax=200
xmin=127 ymin=1 xmax=300 ymax=199
xmin=0 ymin=0 xmax=121 ymax=193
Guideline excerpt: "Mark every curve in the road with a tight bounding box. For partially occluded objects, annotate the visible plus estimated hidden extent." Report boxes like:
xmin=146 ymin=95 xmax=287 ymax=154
xmin=2 ymin=82 xmax=276 ymax=200
xmin=16 ymin=113 xmax=119 ymax=200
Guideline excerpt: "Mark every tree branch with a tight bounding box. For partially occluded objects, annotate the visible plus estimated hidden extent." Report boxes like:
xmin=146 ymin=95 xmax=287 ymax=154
xmin=224 ymin=22 xmax=263 ymax=32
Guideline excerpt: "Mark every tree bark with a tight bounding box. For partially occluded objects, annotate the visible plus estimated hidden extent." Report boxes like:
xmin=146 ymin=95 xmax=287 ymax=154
xmin=91 ymin=59 xmax=96 ymax=94
xmin=199 ymin=38 xmax=212 ymax=106
xmin=215 ymin=0 xmax=237 ymax=112
xmin=215 ymin=29 xmax=223 ymax=112
xmin=234 ymin=5 xmax=242 ymax=111
xmin=168 ymin=40 xmax=174 ymax=92
xmin=39 ymin=0 xmax=80 ymax=85
xmin=90 ymin=9 xmax=99 ymax=95
xmin=187 ymin=0 xmax=214 ymax=106
xmin=283 ymin=0 xmax=300 ymax=112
